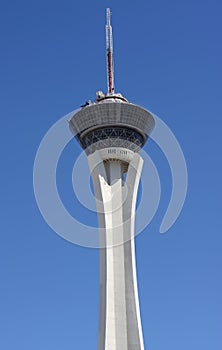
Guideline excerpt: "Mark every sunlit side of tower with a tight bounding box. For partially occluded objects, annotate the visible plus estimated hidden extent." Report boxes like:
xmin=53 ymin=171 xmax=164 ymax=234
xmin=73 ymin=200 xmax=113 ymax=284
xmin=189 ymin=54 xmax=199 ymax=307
xmin=69 ymin=9 xmax=155 ymax=350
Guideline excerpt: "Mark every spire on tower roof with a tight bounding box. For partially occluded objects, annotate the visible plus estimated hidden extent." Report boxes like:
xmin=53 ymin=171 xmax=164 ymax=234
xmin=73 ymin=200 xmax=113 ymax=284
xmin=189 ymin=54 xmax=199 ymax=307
xmin=106 ymin=8 xmax=114 ymax=94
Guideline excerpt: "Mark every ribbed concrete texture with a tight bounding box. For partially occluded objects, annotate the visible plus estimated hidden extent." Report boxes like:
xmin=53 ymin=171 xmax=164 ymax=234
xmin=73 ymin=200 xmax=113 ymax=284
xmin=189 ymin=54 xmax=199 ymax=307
xmin=88 ymin=149 xmax=144 ymax=350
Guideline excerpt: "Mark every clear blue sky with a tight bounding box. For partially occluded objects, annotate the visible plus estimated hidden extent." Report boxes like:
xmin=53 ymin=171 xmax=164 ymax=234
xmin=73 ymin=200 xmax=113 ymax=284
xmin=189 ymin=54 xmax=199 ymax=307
xmin=1 ymin=0 xmax=221 ymax=349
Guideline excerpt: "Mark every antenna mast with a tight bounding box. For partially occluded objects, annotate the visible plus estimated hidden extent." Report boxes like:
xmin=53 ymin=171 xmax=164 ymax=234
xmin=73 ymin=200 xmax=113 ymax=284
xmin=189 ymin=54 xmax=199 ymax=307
xmin=106 ymin=8 xmax=114 ymax=94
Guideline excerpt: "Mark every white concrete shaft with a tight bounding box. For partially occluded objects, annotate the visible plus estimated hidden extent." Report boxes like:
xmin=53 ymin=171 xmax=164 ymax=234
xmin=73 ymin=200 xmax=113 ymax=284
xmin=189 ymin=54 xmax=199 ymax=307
xmin=88 ymin=149 xmax=144 ymax=350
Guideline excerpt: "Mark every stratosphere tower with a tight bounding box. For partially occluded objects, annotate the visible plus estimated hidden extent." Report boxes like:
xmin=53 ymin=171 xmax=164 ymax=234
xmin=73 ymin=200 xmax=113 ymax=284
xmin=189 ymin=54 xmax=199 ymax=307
xmin=69 ymin=9 xmax=155 ymax=350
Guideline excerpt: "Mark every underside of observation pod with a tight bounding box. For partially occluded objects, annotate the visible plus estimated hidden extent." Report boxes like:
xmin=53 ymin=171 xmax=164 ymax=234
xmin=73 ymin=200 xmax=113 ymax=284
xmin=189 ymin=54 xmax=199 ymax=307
xmin=69 ymin=93 xmax=155 ymax=156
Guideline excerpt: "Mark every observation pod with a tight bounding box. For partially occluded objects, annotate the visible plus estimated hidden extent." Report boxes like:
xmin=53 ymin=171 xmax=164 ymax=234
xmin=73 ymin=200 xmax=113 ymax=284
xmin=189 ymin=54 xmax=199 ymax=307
xmin=69 ymin=94 xmax=155 ymax=156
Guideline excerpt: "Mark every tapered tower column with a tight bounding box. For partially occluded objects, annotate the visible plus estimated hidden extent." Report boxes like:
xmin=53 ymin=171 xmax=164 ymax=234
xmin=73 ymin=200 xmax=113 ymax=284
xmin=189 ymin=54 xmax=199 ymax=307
xmin=88 ymin=149 xmax=144 ymax=350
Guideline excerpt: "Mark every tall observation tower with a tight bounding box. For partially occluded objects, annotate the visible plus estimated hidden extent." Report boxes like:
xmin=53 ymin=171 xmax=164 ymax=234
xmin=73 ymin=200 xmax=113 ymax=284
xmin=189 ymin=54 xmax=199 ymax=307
xmin=69 ymin=9 xmax=155 ymax=350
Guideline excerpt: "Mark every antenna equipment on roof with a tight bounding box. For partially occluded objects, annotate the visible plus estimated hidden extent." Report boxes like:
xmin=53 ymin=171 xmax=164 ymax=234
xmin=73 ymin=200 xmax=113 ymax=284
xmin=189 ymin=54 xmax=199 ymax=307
xmin=106 ymin=8 xmax=115 ymax=94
